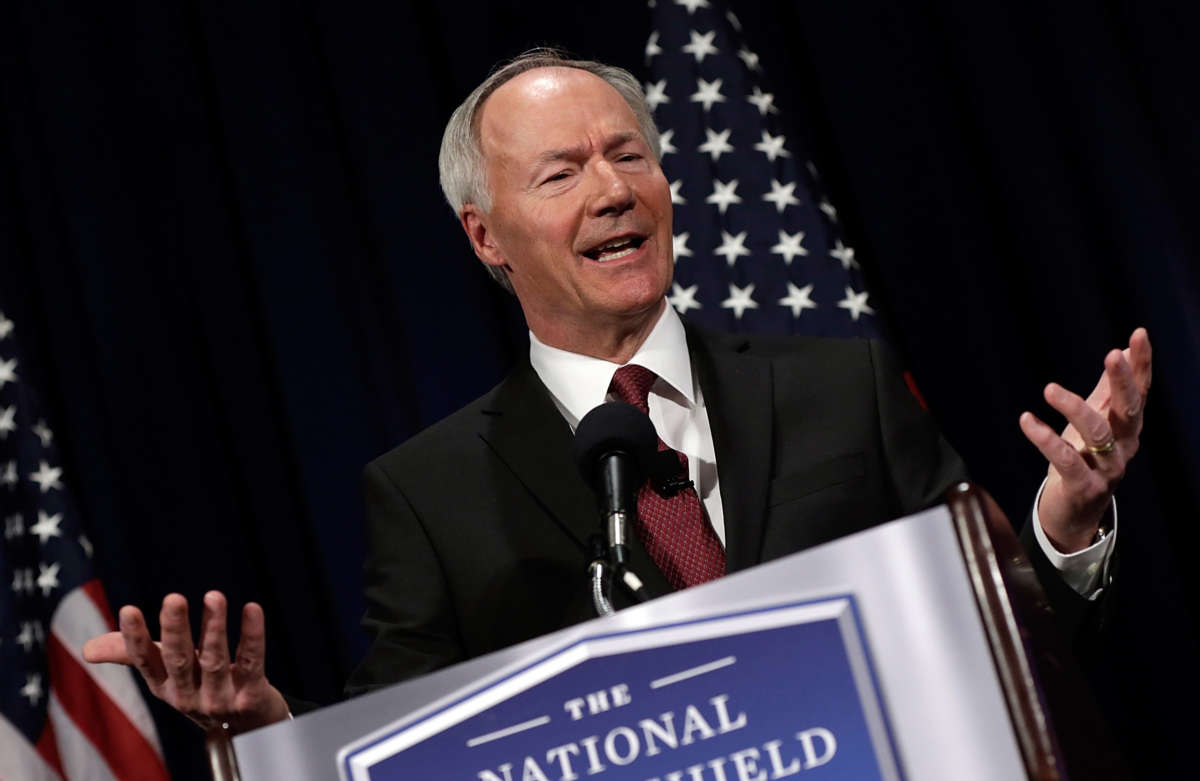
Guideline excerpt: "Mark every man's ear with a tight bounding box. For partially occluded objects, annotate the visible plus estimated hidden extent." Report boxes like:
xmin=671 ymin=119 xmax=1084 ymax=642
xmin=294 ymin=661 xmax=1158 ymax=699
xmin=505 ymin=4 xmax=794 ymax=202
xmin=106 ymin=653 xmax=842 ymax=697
xmin=461 ymin=205 xmax=509 ymax=272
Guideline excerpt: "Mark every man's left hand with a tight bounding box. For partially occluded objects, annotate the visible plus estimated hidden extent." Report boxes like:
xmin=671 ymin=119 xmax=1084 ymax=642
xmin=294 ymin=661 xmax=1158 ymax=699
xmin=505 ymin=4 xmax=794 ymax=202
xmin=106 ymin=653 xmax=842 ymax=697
xmin=1018 ymin=328 xmax=1152 ymax=553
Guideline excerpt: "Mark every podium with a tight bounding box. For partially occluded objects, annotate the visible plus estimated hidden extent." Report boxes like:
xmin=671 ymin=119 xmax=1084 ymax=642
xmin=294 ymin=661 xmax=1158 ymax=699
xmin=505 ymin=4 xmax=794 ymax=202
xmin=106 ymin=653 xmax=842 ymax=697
xmin=228 ymin=484 xmax=1121 ymax=780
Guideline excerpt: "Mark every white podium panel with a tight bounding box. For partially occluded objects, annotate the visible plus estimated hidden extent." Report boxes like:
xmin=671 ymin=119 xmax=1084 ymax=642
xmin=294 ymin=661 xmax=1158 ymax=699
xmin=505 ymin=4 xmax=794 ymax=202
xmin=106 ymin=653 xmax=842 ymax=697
xmin=235 ymin=506 xmax=1026 ymax=780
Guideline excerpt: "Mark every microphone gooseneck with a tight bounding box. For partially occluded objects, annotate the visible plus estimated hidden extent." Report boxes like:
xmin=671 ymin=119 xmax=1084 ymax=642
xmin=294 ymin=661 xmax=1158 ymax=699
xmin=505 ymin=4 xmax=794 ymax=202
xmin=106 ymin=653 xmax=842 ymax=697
xmin=572 ymin=402 xmax=658 ymax=606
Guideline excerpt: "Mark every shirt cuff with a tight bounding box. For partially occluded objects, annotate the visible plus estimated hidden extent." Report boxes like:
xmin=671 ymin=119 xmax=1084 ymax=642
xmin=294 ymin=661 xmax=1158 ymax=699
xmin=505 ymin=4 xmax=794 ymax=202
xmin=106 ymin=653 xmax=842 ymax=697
xmin=1031 ymin=478 xmax=1117 ymax=600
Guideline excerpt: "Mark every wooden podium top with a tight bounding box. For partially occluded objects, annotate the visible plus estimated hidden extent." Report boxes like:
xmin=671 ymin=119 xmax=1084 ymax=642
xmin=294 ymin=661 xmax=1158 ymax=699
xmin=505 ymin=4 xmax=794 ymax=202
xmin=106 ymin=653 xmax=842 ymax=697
xmin=946 ymin=482 xmax=1127 ymax=781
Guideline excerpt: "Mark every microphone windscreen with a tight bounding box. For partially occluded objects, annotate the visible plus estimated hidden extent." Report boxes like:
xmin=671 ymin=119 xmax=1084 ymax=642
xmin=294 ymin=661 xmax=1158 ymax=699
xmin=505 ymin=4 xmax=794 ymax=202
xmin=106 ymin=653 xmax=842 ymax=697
xmin=571 ymin=402 xmax=658 ymax=482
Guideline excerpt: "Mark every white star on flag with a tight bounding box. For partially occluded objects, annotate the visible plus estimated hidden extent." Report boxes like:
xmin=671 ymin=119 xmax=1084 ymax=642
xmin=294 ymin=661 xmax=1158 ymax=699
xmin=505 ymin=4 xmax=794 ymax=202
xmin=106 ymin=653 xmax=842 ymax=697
xmin=737 ymin=48 xmax=761 ymax=71
xmin=1 ymin=460 xmax=17 ymax=489
xmin=837 ymin=286 xmax=875 ymax=321
xmin=644 ymin=79 xmax=670 ymax=111
xmin=714 ymin=231 xmax=752 ymax=266
xmin=726 ymin=9 xmax=743 ymax=31
xmin=669 ymin=283 xmax=703 ymax=313
xmin=706 ymin=178 xmax=742 ymax=214
xmin=753 ymin=130 xmax=791 ymax=162
xmin=30 ymin=511 xmax=63 ymax=544
xmin=746 ymin=86 xmax=778 ymax=115
xmin=29 ymin=460 xmax=64 ymax=493
xmin=682 ymin=29 xmax=719 ymax=63
xmin=675 ymin=0 xmax=711 ymax=14
xmin=721 ymin=283 xmax=759 ymax=319
xmin=0 ymin=357 xmax=17 ymax=389
xmin=0 ymin=312 xmax=13 ymax=339
xmin=16 ymin=622 xmax=36 ymax=652
xmin=690 ymin=77 xmax=726 ymax=111
xmin=698 ymin=127 xmax=734 ymax=161
xmin=32 ymin=419 xmax=53 ymax=447
xmin=21 ymin=673 xmax=43 ymax=706
xmin=669 ymin=179 xmax=687 ymax=205
xmin=658 ymin=128 xmax=678 ymax=156
xmin=673 ymin=232 xmax=694 ymax=259
xmin=79 ymin=533 xmax=94 ymax=558
xmin=762 ymin=179 xmax=800 ymax=213
xmin=4 ymin=512 xmax=23 ymax=538
xmin=819 ymin=199 xmax=838 ymax=222
xmin=830 ymin=240 xmax=859 ymax=269
xmin=779 ymin=283 xmax=818 ymax=318
xmin=37 ymin=562 xmax=61 ymax=597
xmin=645 ymin=31 xmax=663 ymax=61
xmin=13 ymin=567 xmax=34 ymax=595
xmin=770 ymin=230 xmax=808 ymax=264
xmin=0 ymin=405 xmax=15 ymax=439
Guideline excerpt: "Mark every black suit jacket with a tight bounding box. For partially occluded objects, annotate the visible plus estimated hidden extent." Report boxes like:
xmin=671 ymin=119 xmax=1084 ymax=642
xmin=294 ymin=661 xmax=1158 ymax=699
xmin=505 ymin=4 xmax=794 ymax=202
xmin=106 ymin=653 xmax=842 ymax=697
xmin=343 ymin=326 xmax=984 ymax=696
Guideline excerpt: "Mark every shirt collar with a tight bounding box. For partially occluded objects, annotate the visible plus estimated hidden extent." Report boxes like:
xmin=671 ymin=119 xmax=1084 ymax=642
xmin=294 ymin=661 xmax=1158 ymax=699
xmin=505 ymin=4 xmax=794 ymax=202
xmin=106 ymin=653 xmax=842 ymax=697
xmin=529 ymin=302 xmax=695 ymax=430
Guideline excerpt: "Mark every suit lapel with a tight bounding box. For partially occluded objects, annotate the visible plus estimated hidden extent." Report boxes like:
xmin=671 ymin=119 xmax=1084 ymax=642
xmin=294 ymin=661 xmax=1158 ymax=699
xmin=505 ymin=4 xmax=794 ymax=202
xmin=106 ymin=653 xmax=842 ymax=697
xmin=687 ymin=325 xmax=774 ymax=573
xmin=478 ymin=360 xmax=674 ymax=598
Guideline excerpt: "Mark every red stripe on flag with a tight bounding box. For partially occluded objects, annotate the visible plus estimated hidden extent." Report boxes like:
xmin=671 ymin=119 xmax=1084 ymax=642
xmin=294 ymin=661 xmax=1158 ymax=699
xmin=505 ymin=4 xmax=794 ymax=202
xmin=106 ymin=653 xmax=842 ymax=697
xmin=82 ymin=578 xmax=118 ymax=628
xmin=47 ymin=633 xmax=171 ymax=780
xmin=902 ymin=370 xmax=929 ymax=411
xmin=34 ymin=716 xmax=67 ymax=778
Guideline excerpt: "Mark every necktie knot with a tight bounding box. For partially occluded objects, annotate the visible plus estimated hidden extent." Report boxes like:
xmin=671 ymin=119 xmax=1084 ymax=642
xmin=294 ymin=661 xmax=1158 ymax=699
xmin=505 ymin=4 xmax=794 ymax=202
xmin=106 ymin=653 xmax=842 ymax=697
xmin=609 ymin=364 xmax=658 ymax=413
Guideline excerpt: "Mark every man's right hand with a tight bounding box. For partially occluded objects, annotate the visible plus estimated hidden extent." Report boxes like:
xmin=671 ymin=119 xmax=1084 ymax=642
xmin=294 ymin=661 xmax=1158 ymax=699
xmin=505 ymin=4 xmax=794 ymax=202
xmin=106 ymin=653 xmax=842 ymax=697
xmin=82 ymin=591 xmax=290 ymax=734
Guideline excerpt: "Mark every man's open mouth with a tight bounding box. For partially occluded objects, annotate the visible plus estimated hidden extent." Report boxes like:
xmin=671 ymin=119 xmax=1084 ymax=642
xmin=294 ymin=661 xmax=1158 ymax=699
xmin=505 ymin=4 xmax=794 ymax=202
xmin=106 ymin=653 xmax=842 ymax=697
xmin=582 ymin=235 xmax=647 ymax=262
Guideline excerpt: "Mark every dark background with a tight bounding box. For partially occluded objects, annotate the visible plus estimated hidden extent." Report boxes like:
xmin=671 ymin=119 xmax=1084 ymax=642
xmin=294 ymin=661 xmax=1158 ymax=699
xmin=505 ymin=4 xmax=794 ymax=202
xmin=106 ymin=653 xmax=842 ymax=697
xmin=2 ymin=1 xmax=1197 ymax=777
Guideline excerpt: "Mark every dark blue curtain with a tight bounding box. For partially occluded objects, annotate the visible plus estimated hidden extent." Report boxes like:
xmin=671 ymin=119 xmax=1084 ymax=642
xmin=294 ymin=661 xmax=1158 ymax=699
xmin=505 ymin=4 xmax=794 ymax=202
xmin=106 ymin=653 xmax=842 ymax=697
xmin=2 ymin=1 xmax=1195 ymax=776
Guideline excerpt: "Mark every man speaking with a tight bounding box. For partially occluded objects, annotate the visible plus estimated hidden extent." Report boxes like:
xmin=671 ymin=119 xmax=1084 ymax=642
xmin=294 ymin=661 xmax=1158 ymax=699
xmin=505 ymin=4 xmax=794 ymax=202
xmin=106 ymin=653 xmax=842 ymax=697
xmin=83 ymin=50 xmax=1151 ymax=735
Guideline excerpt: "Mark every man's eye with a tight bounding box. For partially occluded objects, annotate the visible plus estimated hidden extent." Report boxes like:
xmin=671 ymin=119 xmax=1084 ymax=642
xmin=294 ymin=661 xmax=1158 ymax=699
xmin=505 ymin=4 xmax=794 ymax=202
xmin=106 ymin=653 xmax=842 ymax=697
xmin=617 ymin=153 xmax=642 ymax=162
xmin=543 ymin=171 xmax=570 ymax=184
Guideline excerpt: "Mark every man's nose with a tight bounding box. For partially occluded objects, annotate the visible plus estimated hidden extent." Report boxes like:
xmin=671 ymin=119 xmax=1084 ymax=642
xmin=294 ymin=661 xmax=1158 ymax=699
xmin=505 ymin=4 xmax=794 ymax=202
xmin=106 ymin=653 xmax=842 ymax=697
xmin=588 ymin=162 xmax=635 ymax=218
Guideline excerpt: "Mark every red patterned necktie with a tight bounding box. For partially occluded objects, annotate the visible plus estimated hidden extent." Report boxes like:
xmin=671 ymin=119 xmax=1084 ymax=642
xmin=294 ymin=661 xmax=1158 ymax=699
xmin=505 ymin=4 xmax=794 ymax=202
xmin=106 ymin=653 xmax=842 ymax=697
xmin=607 ymin=364 xmax=726 ymax=590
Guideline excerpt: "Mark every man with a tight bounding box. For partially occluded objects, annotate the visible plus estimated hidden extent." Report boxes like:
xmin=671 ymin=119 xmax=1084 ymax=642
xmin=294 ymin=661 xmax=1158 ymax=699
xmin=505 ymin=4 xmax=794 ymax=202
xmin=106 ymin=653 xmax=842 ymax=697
xmin=83 ymin=51 xmax=1151 ymax=735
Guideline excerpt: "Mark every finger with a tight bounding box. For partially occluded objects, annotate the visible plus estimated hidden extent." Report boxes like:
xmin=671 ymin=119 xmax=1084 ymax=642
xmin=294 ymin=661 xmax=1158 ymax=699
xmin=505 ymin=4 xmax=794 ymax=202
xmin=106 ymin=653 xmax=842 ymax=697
xmin=83 ymin=632 xmax=131 ymax=665
xmin=1044 ymin=383 xmax=1114 ymax=450
xmin=1105 ymin=350 xmax=1143 ymax=439
xmin=1020 ymin=411 xmax=1095 ymax=485
xmin=198 ymin=591 xmax=234 ymax=707
xmin=1081 ymin=369 xmax=1111 ymax=410
xmin=233 ymin=602 xmax=267 ymax=687
xmin=1126 ymin=327 xmax=1152 ymax=395
xmin=118 ymin=606 xmax=168 ymax=687
xmin=159 ymin=594 xmax=198 ymax=695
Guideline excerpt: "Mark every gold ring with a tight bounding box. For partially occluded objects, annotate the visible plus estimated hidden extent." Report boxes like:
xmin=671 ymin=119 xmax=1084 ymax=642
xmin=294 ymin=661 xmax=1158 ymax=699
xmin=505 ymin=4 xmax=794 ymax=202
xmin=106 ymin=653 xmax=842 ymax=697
xmin=1087 ymin=440 xmax=1116 ymax=455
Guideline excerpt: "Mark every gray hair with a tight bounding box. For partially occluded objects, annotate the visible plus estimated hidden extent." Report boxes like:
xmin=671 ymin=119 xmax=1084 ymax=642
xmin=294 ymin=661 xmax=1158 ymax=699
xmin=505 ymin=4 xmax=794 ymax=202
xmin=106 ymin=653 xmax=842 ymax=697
xmin=438 ymin=48 xmax=662 ymax=292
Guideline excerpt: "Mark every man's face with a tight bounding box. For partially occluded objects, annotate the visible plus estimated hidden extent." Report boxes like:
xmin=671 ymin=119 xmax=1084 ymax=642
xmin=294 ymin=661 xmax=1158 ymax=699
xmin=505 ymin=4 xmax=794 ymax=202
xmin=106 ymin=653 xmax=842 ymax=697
xmin=467 ymin=68 xmax=674 ymax=341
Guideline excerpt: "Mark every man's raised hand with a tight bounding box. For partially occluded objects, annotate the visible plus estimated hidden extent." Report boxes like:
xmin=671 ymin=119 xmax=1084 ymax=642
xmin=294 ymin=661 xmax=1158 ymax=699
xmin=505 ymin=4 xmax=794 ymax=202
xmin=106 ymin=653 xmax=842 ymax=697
xmin=82 ymin=591 xmax=290 ymax=734
xmin=1019 ymin=328 xmax=1152 ymax=552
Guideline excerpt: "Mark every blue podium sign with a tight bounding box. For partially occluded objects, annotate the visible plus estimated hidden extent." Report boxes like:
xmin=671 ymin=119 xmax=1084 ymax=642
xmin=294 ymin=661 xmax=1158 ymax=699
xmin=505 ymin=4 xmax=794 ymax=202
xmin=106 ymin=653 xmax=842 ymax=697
xmin=339 ymin=596 xmax=903 ymax=781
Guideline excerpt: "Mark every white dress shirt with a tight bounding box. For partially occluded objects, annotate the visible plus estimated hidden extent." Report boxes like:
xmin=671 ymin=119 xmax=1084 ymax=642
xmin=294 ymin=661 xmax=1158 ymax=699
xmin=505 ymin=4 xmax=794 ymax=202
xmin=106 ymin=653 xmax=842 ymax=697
xmin=529 ymin=302 xmax=1115 ymax=597
xmin=1032 ymin=478 xmax=1116 ymax=598
xmin=530 ymin=303 xmax=728 ymax=543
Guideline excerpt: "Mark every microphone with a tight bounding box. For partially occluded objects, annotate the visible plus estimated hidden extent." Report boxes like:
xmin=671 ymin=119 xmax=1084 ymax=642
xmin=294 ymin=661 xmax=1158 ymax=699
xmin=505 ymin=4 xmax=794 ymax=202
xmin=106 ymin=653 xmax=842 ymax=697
xmin=572 ymin=402 xmax=657 ymax=601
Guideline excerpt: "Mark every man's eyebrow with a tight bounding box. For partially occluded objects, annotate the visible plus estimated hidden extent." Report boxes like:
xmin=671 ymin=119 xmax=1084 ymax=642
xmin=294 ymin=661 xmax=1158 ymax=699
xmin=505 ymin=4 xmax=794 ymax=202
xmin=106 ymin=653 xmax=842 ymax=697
xmin=534 ymin=145 xmax=588 ymax=166
xmin=532 ymin=132 xmax=642 ymax=166
xmin=604 ymin=131 xmax=641 ymax=150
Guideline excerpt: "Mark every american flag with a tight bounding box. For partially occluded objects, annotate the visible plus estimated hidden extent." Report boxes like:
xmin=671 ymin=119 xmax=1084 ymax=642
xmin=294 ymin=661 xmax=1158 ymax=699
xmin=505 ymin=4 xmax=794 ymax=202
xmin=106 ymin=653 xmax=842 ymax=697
xmin=0 ymin=309 xmax=170 ymax=780
xmin=649 ymin=0 xmax=881 ymax=338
